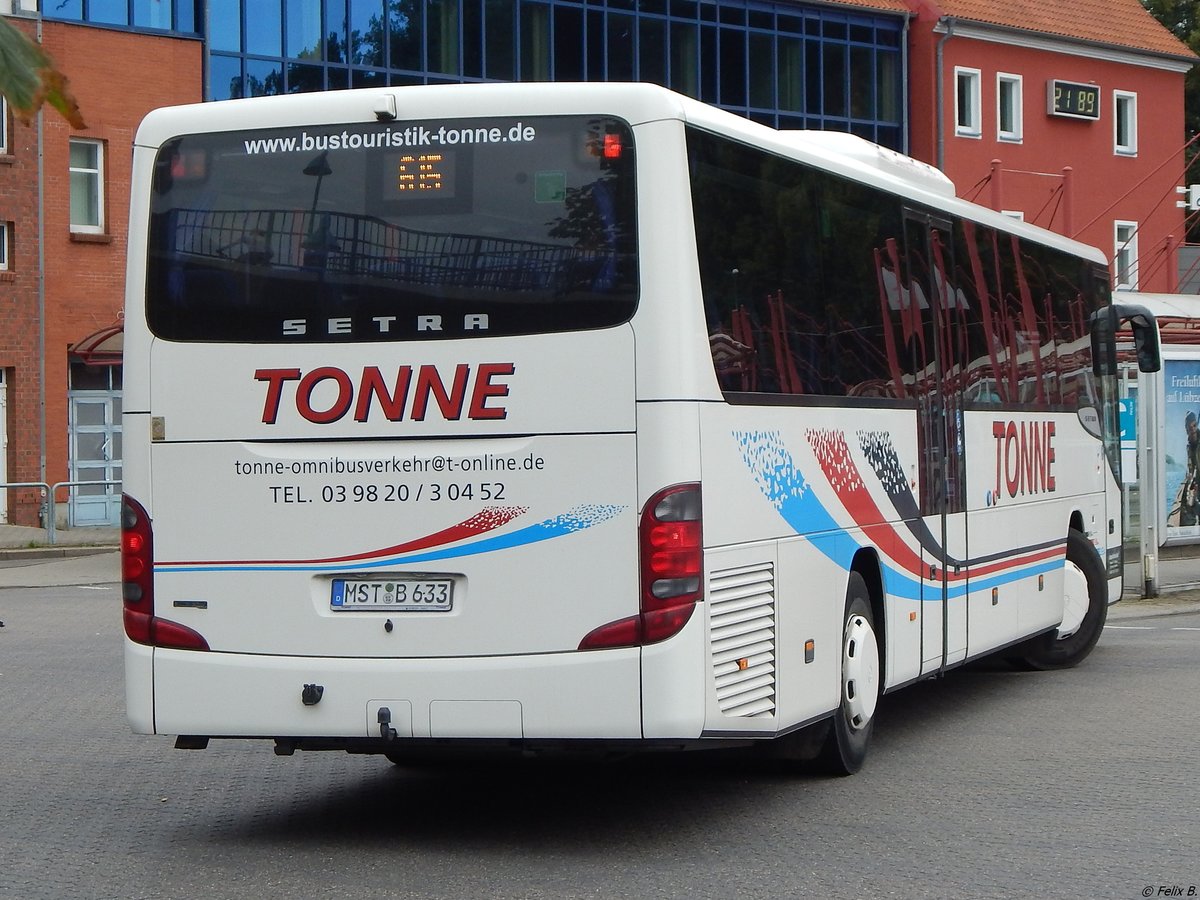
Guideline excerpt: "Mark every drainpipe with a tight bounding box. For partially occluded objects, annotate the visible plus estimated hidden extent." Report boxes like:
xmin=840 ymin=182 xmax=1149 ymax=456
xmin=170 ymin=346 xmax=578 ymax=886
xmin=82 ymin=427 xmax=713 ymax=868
xmin=35 ymin=9 xmax=47 ymax=516
xmin=935 ymin=18 xmax=955 ymax=171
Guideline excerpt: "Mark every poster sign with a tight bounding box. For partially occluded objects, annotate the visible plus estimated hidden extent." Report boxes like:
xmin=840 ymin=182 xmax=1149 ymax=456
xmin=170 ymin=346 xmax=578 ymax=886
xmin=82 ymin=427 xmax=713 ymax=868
xmin=1119 ymin=398 xmax=1138 ymax=486
xmin=1164 ymin=359 xmax=1200 ymax=540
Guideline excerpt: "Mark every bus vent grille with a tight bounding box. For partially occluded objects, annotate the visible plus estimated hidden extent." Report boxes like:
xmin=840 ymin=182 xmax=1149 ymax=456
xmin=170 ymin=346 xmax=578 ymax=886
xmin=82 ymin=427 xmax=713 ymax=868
xmin=709 ymin=561 xmax=776 ymax=718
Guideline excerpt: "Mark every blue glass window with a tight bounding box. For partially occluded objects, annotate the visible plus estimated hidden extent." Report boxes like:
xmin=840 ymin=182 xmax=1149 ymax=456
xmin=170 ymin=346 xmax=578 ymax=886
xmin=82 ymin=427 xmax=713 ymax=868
xmin=246 ymin=58 xmax=283 ymax=95
xmin=351 ymin=0 xmax=385 ymax=67
xmin=25 ymin=0 xmax=897 ymax=151
xmin=390 ymin=0 xmax=423 ymax=71
xmin=209 ymin=53 xmax=243 ymax=100
xmin=246 ymin=3 xmax=283 ymax=56
xmin=176 ymin=0 xmax=196 ymax=33
xmin=287 ymin=62 xmax=325 ymax=92
xmin=133 ymin=0 xmax=172 ymax=29
xmin=485 ymin=0 xmax=515 ymax=80
xmin=639 ymin=17 xmax=665 ymax=86
xmin=463 ymin=0 xmax=483 ymax=78
xmin=90 ymin=0 xmax=128 ymax=26
xmin=555 ymin=6 xmax=584 ymax=82
xmin=209 ymin=0 xmax=242 ymax=52
xmin=286 ymin=0 xmax=322 ymax=59
xmin=53 ymin=0 xmax=84 ymax=18
xmin=326 ymin=0 xmax=349 ymax=63
xmin=520 ymin=3 xmax=550 ymax=81
xmin=607 ymin=14 xmax=634 ymax=82
xmin=427 ymin=0 xmax=460 ymax=75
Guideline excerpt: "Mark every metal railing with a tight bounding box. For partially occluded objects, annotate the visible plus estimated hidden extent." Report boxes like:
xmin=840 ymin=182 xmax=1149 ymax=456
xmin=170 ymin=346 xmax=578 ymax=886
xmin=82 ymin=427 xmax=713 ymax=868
xmin=0 ymin=480 xmax=121 ymax=544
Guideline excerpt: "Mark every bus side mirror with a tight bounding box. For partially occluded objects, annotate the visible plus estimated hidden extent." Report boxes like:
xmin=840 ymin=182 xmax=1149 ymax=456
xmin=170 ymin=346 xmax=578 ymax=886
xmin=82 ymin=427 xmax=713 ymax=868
xmin=1090 ymin=303 xmax=1161 ymax=376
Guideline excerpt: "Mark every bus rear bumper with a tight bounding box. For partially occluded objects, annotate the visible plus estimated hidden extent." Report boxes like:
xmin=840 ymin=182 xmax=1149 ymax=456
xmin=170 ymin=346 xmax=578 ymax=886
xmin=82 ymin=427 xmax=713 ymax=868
xmin=138 ymin=644 xmax=645 ymax=741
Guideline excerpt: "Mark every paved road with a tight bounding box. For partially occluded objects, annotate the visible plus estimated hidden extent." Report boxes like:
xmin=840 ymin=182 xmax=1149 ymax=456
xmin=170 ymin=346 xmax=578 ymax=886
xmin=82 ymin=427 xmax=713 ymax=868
xmin=1 ymin=560 xmax=1198 ymax=900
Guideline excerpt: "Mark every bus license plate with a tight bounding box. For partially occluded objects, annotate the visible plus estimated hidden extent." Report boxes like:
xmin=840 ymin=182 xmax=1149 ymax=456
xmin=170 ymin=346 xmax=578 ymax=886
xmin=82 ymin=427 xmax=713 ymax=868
xmin=331 ymin=578 xmax=453 ymax=611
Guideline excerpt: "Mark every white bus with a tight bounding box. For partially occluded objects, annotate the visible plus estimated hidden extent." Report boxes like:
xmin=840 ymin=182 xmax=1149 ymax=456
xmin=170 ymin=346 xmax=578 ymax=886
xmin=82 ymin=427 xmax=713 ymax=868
xmin=122 ymin=82 xmax=1159 ymax=774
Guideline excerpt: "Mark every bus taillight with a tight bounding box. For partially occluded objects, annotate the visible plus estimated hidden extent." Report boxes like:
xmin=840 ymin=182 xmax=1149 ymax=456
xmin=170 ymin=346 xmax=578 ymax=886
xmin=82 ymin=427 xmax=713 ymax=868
xmin=579 ymin=484 xmax=702 ymax=650
xmin=122 ymin=494 xmax=209 ymax=651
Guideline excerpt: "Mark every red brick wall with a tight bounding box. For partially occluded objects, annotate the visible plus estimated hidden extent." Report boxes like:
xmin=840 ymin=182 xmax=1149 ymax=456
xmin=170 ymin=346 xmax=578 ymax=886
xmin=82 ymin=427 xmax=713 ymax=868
xmin=0 ymin=17 xmax=41 ymax=521
xmin=0 ymin=18 xmax=201 ymax=523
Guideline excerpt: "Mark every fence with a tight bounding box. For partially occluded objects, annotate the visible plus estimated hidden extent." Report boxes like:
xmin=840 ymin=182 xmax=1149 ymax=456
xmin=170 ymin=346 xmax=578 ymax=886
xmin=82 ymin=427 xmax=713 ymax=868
xmin=0 ymin=480 xmax=121 ymax=544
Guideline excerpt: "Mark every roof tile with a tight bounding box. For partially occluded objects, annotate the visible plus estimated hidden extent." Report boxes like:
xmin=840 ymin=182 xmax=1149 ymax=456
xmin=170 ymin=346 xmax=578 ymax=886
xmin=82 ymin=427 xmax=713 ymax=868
xmin=827 ymin=0 xmax=913 ymax=12
xmin=930 ymin=0 xmax=1197 ymax=59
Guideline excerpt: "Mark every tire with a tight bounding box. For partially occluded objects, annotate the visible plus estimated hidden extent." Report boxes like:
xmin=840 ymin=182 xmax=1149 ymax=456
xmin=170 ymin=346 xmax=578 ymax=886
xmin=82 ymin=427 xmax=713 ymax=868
xmin=815 ymin=572 xmax=881 ymax=776
xmin=1014 ymin=528 xmax=1107 ymax=670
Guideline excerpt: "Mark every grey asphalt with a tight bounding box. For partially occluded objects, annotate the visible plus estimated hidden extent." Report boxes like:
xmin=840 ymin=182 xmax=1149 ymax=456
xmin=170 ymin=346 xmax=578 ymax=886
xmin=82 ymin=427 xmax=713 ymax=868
xmin=0 ymin=521 xmax=1197 ymax=619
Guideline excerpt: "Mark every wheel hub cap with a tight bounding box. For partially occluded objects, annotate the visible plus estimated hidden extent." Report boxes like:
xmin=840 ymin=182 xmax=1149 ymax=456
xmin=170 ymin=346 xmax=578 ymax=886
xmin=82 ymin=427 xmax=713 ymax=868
xmin=1057 ymin=559 xmax=1089 ymax=640
xmin=843 ymin=614 xmax=880 ymax=729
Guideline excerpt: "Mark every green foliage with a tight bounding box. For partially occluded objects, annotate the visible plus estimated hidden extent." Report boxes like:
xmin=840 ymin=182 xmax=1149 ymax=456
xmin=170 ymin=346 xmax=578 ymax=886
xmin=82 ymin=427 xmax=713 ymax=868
xmin=0 ymin=16 xmax=84 ymax=128
xmin=1143 ymin=0 xmax=1200 ymax=139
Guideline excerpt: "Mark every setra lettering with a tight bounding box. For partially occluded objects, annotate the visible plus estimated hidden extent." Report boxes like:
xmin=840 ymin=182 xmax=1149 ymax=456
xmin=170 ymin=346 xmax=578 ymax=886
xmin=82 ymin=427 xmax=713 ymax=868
xmin=281 ymin=314 xmax=490 ymax=337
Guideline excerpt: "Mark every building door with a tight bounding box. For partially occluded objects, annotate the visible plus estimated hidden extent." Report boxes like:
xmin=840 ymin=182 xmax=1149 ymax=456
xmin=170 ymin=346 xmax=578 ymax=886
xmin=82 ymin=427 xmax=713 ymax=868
xmin=68 ymin=361 xmax=122 ymax=527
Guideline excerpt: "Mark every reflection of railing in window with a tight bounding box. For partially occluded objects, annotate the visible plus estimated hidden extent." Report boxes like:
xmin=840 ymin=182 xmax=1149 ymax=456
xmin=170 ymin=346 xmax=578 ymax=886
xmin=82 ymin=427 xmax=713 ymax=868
xmin=167 ymin=208 xmax=616 ymax=293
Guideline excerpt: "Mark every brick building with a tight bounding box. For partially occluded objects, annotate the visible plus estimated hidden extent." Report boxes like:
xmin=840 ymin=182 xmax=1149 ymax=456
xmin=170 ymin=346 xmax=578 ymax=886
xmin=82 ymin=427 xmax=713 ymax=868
xmin=0 ymin=17 xmax=199 ymax=525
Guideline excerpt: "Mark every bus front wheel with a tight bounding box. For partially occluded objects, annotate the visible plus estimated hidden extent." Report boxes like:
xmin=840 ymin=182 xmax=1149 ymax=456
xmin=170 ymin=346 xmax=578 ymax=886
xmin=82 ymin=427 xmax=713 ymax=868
xmin=816 ymin=573 xmax=880 ymax=776
xmin=1014 ymin=528 xmax=1107 ymax=670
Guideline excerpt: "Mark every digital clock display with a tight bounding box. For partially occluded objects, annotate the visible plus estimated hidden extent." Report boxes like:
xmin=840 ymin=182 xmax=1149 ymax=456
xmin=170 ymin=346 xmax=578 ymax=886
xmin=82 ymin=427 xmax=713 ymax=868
xmin=388 ymin=151 xmax=456 ymax=199
xmin=1048 ymin=80 xmax=1100 ymax=120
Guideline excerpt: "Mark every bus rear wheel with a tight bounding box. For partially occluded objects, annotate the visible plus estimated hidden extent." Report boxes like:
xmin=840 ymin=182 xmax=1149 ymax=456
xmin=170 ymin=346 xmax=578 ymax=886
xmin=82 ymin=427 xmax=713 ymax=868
xmin=816 ymin=573 xmax=880 ymax=776
xmin=1013 ymin=528 xmax=1107 ymax=670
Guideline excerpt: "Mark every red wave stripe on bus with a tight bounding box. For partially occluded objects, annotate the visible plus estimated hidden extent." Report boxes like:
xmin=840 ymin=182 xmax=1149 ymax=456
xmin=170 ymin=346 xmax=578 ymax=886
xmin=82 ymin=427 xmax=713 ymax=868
xmin=806 ymin=428 xmax=1067 ymax=585
xmin=806 ymin=428 xmax=946 ymax=582
xmin=157 ymin=505 xmax=529 ymax=568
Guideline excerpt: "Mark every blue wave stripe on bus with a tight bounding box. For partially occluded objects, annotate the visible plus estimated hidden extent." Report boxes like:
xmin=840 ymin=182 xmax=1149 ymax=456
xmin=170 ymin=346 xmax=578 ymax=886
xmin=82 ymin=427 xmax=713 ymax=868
xmin=735 ymin=429 xmax=1062 ymax=602
xmin=160 ymin=504 xmax=626 ymax=573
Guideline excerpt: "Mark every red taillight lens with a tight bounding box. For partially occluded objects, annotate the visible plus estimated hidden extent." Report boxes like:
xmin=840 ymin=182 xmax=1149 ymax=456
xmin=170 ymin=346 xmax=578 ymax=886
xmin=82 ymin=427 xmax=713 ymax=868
xmin=122 ymin=494 xmax=208 ymax=652
xmin=578 ymin=484 xmax=702 ymax=650
xmin=122 ymin=495 xmax=153 ymax=617
xmin=640 ymin=485 xmax=702 ymax=615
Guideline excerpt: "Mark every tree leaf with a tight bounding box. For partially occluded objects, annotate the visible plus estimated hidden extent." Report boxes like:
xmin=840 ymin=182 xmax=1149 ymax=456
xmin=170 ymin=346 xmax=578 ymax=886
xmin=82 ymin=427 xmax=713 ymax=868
xmin=0 ymin=17 xmax=85 ymax=128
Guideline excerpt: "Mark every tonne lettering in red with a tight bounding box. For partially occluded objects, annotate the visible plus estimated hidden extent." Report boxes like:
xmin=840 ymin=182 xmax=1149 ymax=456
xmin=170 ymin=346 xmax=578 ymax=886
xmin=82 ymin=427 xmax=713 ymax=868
xmin=991 ymin=420 xmax=1056 ymax=500
xmin=255 ymin=363 xmax=516 ymax=424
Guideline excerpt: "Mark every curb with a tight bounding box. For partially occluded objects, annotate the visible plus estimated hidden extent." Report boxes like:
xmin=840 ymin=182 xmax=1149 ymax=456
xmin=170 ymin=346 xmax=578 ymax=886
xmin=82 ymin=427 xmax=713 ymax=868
xmin=0 ymin=545 xmax=119 ymax=562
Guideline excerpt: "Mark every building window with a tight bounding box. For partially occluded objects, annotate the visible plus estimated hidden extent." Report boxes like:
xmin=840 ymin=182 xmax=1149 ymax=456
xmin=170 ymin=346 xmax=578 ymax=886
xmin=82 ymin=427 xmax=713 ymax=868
xmin=997 ymin=73 xmax=1022 ymax=142
xmin=0 ymin=222 xmax=9 ymax=270
xmin=189 ymin=0 xmax=907 ymax=149
xmin=44 ymin=0 xmax=199 ymax=34
xmin=955 ymin=67 xmax=981 ymax=137
xmin=1115 ymin=91 xmax=1137 ymax=156
xmin=69 ymin=139 xmax=104 ymax=234
xmin=0 ymin=95 xmax=8 ymax=155
xmin=1115 ymin=221 xmax=1138 ymax=289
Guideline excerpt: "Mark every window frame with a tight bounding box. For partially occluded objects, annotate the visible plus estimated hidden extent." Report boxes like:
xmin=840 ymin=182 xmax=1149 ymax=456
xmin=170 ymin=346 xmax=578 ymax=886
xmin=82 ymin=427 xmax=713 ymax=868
xmin=0 ymin=222 xmax=9 ymax=271
xmin=0 ymin=95 xmax=8 ymax=155
xmin=1114 ymin=90 xmax=1138 ymax=156
xmin=69 ymin=138 xmax=106 ymax=235
xmin=996 ymin=72 xmax=1022 ymax=143
xmin=954 ymin=66 xmax=982 ymax=138
xmin=1114 ymin=220 xmax=1139 ymax=290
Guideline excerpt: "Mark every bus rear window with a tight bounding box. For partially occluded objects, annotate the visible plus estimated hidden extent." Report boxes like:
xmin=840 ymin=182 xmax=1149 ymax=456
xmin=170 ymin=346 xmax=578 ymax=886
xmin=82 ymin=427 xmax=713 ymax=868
xmin=145 ymin=116 xmax=637 ymax=342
